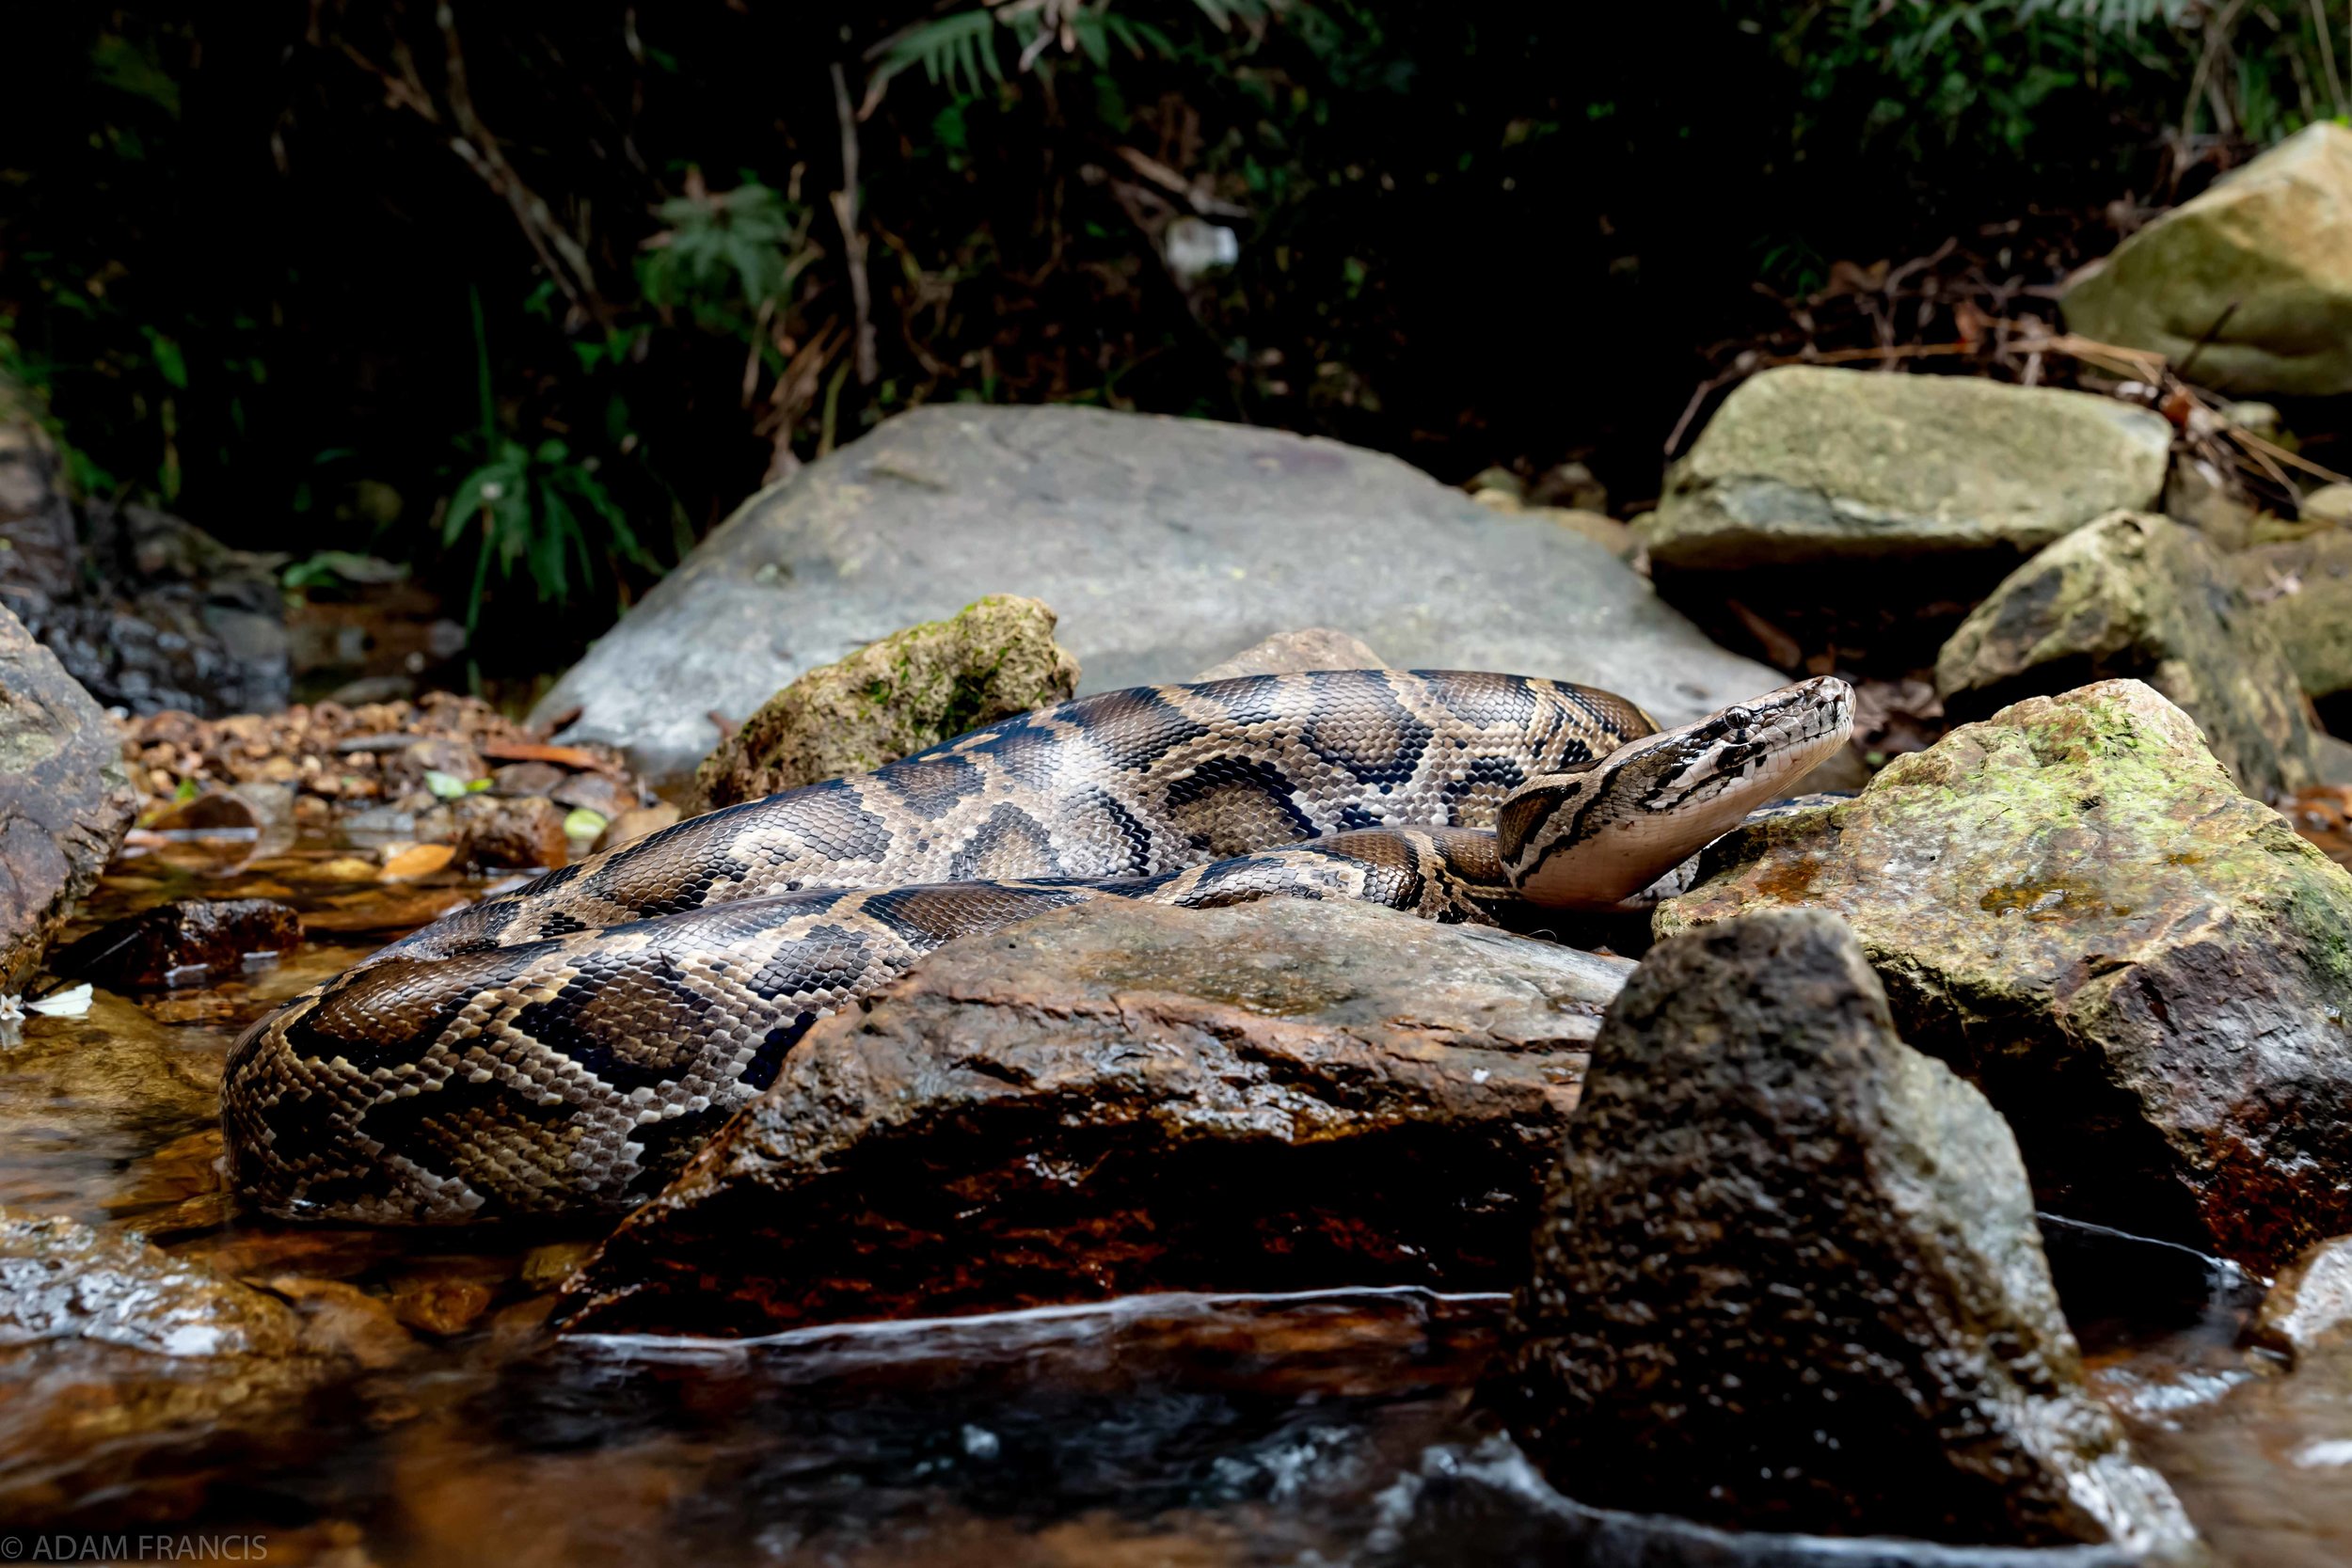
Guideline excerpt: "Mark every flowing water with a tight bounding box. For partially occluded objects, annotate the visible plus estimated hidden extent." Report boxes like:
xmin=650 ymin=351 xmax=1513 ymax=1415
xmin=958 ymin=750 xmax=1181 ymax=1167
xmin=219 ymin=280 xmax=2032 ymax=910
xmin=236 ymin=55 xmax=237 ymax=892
xmin=1 ymin=834 xmax=2346 ymax=1565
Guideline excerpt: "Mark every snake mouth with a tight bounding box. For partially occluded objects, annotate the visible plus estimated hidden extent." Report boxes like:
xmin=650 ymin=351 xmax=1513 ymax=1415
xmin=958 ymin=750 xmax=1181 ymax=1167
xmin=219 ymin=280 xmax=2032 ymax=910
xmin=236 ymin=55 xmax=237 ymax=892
xmin=1502 ymin=677 xmax=1856 ymax=908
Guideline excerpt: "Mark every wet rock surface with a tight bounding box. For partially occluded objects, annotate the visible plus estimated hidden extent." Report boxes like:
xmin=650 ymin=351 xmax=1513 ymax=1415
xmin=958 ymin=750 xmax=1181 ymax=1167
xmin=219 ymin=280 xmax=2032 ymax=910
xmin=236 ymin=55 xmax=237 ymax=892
xmin=0 ymin=1208 xmax=326 ymax=1525
xmin=1936 ymin=512 xmax=2319 ymax=799
xmin=1640 ymin=366 xmax=2170 ymax=574
xmin=1494 ymin=911 xmax=2194 ymax=1552
xmin=529 ymin=404 xmax=1780 ymax=784
xmin=0 ymin=601 xmax=138 ymax=989
xmin=559 ymin=897 xmax=1630 ymax=1338
xmin=692 ymin=593 xmax=1081 ymax=810
xmin=1657 ymin=680 xmax=2352 ymax=1273
xmin=2248 ymin=1237 xmax=2352 ymax=1365
xmin=49 ymin=897 xmax=302 ymax=991
xmin=2063 ymin=122 xmax=2352 ymax=397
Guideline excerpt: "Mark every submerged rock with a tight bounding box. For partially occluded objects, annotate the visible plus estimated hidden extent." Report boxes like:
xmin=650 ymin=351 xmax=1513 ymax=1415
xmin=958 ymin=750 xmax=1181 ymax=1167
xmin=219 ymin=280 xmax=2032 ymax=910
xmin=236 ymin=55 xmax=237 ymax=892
xmin=1494 ymin=910 xmax=2196 ymax=1554
xmin=558 ymin=897 xmax=1629 ymax=1337
xmin=528 ymin=404 xmax=1780 ymax=785
xmin=1936 ymin=512 xmax=2318 ymax=799
xmin=1657 ymin=680 xmax=2352 ymax=1272
xmin=0 ymin=602 xmax=137 ymax=990
xmin=2063 ymin=122 xmax=2352 ymax=396
xmin=0 ymin=1209 xmax=322 ymax=1524
xmin=49 ymin=897 xmax=302 ymax=991
xmin=1642 ymin=366 xmax=2169 ymax=573
xmin=691 ymin=593 xmax=1080 ymax=811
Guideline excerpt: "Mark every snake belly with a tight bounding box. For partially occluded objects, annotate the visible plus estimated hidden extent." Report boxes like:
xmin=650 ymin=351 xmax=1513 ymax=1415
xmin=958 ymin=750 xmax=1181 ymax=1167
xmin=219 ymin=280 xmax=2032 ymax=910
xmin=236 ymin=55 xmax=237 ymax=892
xmin=223 ymin=670 xmax=1657 ymax=1224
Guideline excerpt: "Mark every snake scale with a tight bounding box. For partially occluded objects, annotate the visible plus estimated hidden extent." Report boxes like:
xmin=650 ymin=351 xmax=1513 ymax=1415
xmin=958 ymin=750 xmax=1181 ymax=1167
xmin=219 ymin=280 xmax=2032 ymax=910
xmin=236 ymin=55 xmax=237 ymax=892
xmin=222 ymin=669 xmax=1853 ymax=1224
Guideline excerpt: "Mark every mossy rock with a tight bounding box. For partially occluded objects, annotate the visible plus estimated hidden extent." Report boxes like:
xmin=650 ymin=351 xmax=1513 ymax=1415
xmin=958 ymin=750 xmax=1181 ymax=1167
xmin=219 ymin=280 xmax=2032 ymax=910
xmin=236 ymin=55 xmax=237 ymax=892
xmin=1656 ymin=679 xmax=2352 ymax=1272
xmin=691 ymin=594 xmax=1079 ymax=810
xmin=1936 ymin=511 xmax=2319 ymax=800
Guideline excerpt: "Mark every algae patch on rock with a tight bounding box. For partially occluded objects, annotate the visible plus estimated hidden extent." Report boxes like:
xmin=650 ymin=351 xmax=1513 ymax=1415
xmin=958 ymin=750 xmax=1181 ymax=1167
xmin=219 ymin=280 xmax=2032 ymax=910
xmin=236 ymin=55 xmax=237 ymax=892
xmin=691 ymin=593 xmax=1079 ymax=810
xmin=1937 ymin=511 xmax=2318 ymax=800
xmin=1657 ymin=679 xmax=2352 ymax=1272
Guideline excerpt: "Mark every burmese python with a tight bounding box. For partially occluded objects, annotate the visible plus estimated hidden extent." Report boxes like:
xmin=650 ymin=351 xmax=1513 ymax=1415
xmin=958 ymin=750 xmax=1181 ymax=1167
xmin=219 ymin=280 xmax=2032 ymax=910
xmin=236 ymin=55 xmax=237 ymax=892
xmin=222 ymin=670 xmax=1853 ymax=1223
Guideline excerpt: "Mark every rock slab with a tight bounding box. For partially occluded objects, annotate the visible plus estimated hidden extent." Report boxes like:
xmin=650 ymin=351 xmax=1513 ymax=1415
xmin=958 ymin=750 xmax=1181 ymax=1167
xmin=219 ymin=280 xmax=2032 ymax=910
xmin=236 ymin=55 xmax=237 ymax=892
xmin=0 ymin=602 xmax=136 ymax=989
xmin=2064 ymin=122 xmax=2352 ymax=396
xmin=49 ymin=897 xmax=302 ymax=991
xmin=531 ymin=404 xmax=1779 ymax=784
xmin=1658 ymin=679 xmax=2352 ymax=1272
xmin=2248 ymin=1234 xmax=2352 ymax=1365
xmin=1494 ymin=910 xmax=2195 ymax=1554
xmin=691 ymin=593 xmax=1080 ymax=811
xmin=1641 ymin=366 xmax=2170 ymax=572
xmin=559 ymin=897 xmax=1630 ymax=1337
xmin=1936 ymin=511 xmax=2319 ymax=799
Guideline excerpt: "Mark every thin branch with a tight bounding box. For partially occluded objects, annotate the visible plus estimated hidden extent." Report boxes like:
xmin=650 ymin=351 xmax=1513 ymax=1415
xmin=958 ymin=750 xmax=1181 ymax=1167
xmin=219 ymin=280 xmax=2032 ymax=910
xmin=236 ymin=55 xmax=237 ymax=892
xmin=830 ymin=62 xmax=880 ymax=388
xmin=434 ymin=3 xmax=608 ymax=324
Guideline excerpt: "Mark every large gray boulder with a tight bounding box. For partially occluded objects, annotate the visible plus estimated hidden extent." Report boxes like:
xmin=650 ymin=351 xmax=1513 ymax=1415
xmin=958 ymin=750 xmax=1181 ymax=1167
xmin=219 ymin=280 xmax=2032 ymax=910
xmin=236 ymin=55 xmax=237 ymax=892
xmin=1640 ymin=367 xmax=2171 ymax=573
xmin=1936 ymin=512 xmax=2320 ymax=800
xmin=1495 ymin=910 xmax=2197 ymax=1555
xmin=530 ymin=405 xmax=1779 ymax=784
xmin=2064 ymin=123 xmax=2352 ymax=397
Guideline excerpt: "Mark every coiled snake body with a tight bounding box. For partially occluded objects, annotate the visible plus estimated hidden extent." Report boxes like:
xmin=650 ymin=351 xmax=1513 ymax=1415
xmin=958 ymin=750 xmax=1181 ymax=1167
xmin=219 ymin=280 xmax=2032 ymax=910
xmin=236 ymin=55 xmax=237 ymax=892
xmin=223 ymin=670 xmax=1852 ymax=1223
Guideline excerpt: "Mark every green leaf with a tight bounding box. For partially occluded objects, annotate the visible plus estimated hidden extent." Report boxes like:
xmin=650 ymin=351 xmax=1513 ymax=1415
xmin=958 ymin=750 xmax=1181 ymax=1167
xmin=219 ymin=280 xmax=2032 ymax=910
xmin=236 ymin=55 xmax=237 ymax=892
xmin=423 ymin=770 xmax=469 ymax=800
xmin=563 ymin=807 xmax=609 ymax=840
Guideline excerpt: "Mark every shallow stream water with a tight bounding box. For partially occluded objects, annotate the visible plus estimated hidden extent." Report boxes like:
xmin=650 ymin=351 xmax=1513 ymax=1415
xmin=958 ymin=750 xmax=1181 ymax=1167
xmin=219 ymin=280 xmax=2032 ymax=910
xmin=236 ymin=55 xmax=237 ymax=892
xmin=2 ymin=834 xmax=2347 ymax=1566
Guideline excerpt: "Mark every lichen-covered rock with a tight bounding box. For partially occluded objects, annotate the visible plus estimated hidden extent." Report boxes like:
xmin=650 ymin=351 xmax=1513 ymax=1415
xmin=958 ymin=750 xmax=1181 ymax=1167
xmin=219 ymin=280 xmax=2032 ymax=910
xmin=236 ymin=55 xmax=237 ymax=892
xmin=2248 ymin=1235 xmax=2352 ymax=1365
xmin=2063 ymin=122 xmax=2352 ymax=396
xmin=49 ymin=897 xmax=302 ymax=991
xmin=1656 ymin=680 xmax=2352 ymax=1272
xmin=691 ymin=594 xmax=1080 ymax=811
xmin=2237 ymin=528 xmax=2352 ymax=702
xmin=1190 ymin=626 xmax=1385 ymax=681
xmin=1640 ymin=367 xmax=2170 ymax=572
xmin=558 ymin=897 xmax=1629 ymax=1337
xmin=0 ymin=602 xmax=136 ymax=989
xmin=1493 ymin=910 xmax=2195 ymax=1553
xmin=1936 ymin=512 xmax=2319 ymax=799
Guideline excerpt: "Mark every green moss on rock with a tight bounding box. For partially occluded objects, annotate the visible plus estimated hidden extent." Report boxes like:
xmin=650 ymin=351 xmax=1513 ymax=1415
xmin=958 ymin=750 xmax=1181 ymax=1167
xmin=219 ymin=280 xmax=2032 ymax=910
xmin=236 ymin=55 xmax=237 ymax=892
xmin=1656 ymin=679 xmax=2352 ymax=1271
xmin=1936 ymin=511 xmax=2318 ymax=799
xmin=691 ymin=594 xmax=1079 ymax=810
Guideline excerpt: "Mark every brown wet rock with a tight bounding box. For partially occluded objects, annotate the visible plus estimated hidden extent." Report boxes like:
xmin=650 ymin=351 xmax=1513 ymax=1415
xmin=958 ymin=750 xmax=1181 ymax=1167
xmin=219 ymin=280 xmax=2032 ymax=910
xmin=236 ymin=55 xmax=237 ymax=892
xmin=559 ymin=897 xmax=1629 ymax=1337
xmin=0 ymin=602 xmax=137 ymax=989
xmin=691 ymin=593 xmax=1080 ymax=810
xmin=1189 ymin=627 xmax=1386 ymax=680
xmin=50 ymin=896 xmax=302 ymax=991
xmin=386 ymin=736 xmax=488 ymax=797
xmin=0 ymin=1208 xmax=328 ymax=1524
xmin=549 ymin=768 xmax=636 ymax=821
xmin=595 ymin=800 xmax=680 ymax=851
xmin=1494 ymin=910 xmax=2196 ymax=1555
xmin=1658 ymin=680 xmax=2352 ymax=1274
xmin=1935 ymin=512 xmax=2319 ymax=799
xmin=2248 ymin=1236 xmax=2352 ymax=1365
xmin=384 ymin=1265 xmax=503 ymax=1338
xmin=489 ymin=759 xmax=566 ymax=798
xmin=257 ymin=1275 xmax=421 ymax=1370
xmin=450 ymin=793 xmax=569 ymax=869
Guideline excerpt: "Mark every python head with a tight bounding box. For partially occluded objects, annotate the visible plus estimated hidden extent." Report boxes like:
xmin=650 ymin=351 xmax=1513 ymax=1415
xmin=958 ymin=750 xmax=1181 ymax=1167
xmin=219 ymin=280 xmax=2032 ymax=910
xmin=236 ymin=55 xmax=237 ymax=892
xmin=1496 ymin=676 xmax=1854 ymax=909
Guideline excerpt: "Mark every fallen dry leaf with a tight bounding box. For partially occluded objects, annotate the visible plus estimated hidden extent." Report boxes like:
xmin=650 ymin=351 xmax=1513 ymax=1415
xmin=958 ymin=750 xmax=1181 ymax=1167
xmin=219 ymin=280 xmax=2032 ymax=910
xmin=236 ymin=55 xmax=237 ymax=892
xmin=380 ymin=842 xmax=457 ymax=880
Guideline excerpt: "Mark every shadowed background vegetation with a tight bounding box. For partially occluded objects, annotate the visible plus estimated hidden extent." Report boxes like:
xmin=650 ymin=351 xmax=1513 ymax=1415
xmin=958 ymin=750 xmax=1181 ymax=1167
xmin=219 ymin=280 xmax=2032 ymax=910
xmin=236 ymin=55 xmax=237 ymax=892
xmin=5 ymin=0 xmax=2347 ymax=671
